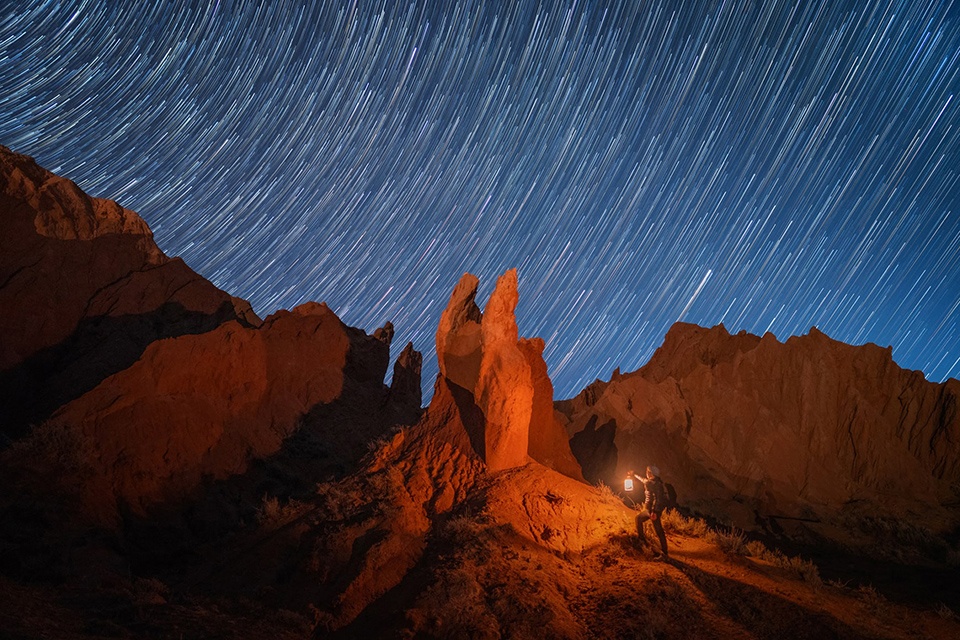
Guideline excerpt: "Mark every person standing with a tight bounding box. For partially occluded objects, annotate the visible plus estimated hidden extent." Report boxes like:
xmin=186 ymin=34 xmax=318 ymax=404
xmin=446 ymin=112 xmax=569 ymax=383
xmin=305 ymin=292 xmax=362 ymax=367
xmin=628 ymin=466 xmax=669 ymax=560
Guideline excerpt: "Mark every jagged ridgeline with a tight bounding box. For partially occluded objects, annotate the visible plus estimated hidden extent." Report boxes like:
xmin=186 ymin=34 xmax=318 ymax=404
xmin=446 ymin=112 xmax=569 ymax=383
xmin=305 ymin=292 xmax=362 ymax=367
xmin=2 ymin=145 xmax=959 ymax=638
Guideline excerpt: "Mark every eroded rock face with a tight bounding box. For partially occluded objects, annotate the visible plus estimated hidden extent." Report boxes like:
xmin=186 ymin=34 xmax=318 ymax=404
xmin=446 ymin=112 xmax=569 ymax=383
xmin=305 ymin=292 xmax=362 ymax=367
xmin=386 ymin=341 xmax=424 ymax=426
xmin=559 ymin=322 xmax=960 ymax=538
xmin=5 ymin=300 xmax=422 ymax=527
xmin=476 ymin=270 xmax=534 ymax=471
xmin=435 ymin=273 xmax=483 ymax=392
xmin=433 ymin=270 xmax=582 ymax=479
xmin=521 ymin=337 xmax=585 ymax=480
xmin=0 ymin=145 xmax=259 ymax=440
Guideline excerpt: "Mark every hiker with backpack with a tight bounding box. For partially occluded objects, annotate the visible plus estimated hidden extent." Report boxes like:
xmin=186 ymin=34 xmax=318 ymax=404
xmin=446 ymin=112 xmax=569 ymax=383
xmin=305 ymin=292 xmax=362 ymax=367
xmin=627 ymin=465 xmax=670 ymax=560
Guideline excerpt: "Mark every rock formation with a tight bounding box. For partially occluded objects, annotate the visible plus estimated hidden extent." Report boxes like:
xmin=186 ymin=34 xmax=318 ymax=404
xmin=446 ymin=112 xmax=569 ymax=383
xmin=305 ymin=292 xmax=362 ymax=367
xmin=0 ymin=148 xmax=421 ymax=529
xmin=0 ymin=145 xmax=259 ymax=441
xmin=2 ymin=149 xmax=959 ymax=638
xmin=5 ymin=302 xmax=421 ymax=528
xmin=435 ymin=270 xmax=582 ymax=478
xmin=558 ymin=322 xmax=960 ymax=544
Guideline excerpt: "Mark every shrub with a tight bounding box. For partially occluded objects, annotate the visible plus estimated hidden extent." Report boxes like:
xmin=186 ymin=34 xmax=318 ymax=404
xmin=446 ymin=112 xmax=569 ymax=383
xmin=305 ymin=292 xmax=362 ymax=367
xmin=595 ymin=481 xmax=615 ymax=498
xmin=256 ymin=494 xmax=310 ymax=528
xmin=661 ymin=510 xmax=710 ymax=537
xmin=744 ymin=539 xmax=822 ymax=589
xmin=784 ymin=555 xmax=822 ymax=589
xmin=844 ymin=513 xmax=954 ymax=563
xmin=314 ymin=481 xmax=362 ymax=520
xmin=132 ymin=577 xmax=169 ymax=606
xmin=857 ymin=585 xmax=886 ymax=614
xmin=710 ymin=528 xmax=748 ymax=555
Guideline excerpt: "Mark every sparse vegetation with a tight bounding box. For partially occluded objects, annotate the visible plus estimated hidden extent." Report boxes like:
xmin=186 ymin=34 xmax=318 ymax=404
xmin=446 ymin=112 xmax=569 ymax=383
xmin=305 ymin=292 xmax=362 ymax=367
xmin=661 ymin=509 xmax=710 ymax=537
xmin=594 ymin=481 xmax=615 ymax=498
xmin=842 ymin=513 xmax=958 ymax=565
xmin=743 ymin=539 xmax=822 ymax=589
xmin=709 ymin=527 xmax=749 ymax=555
xmin=256 ymin=494 xmax=310 ymax=529
xmin=856 ymin=584 xmax=888 ymax=615
xmin=444 ymin=513 xmax=489 ymax=543
xmin=784 ymin=555 xmax=822 ymax=589
xmin=7 ymin=419 xmax=88 ymax=477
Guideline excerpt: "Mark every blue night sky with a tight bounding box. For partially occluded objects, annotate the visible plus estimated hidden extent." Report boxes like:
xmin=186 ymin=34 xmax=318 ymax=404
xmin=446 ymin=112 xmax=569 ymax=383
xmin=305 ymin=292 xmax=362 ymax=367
xmin=2 ymin=1 xmax=959 ymax=400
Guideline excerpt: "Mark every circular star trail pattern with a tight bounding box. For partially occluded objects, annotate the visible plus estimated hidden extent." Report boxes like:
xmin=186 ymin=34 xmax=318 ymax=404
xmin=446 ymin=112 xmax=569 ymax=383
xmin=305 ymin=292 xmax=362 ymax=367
xmin=3 ymin=1 xmax=959 ymax=399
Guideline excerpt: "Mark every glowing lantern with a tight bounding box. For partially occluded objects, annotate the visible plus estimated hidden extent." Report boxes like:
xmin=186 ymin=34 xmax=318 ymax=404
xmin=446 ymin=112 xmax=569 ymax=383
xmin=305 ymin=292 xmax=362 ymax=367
xmin=624 ymin=477 xmax=634 ymax=492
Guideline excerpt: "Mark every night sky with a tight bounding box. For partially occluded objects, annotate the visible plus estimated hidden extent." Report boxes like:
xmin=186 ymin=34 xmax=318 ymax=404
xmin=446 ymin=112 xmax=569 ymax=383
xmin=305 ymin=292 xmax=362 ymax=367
xmin=3 ymin=1 xmax=959 ymax=400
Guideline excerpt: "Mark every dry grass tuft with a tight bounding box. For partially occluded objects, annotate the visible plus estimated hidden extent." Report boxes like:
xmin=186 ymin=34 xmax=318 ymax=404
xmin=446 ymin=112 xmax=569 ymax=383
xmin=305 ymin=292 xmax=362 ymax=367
xmin=709 ymin=527 xmax=749 ymax=555
xmin=744 ymin=539 xmax=822 ymax=589
xmin=661 ymin=509 xmax=710 ymax=537
xmin=595 ymin=481 xmax=615 ymax=498
xmin=856 ymin=585 xmax=887 ymax=614
xmin=255 ymin=494 xmax=311 ymax=529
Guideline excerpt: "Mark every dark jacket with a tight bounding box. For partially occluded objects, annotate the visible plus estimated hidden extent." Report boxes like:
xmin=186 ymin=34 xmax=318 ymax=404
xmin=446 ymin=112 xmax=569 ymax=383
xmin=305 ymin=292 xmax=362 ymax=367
xmin=643 ymin=476 xmax=666 ymax=514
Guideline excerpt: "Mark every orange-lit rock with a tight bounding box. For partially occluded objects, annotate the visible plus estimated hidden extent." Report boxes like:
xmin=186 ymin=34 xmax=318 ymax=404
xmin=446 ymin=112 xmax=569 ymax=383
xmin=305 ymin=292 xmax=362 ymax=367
xmin=521 ymin=337 xmax=584 ymax=480
xmin=476 ymin=269 xmax=534 ymax=471
xmin=0 ymin=145 xmax=258 ymax=440
xmin=14 ymin=302 xmax=414 ymax=526
xmin=435 ymin=273 xmax=483 ymax=392
xmin=559 ymin=322 xmax=960 ymax=538
xmin=430 ymin=269 xmax=582 ymax=479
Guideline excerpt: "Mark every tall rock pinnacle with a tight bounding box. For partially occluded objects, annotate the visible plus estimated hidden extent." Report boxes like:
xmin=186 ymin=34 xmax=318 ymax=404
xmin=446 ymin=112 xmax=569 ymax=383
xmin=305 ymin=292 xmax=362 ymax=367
xmin=433 ymin=269 xmax=582 ymax=478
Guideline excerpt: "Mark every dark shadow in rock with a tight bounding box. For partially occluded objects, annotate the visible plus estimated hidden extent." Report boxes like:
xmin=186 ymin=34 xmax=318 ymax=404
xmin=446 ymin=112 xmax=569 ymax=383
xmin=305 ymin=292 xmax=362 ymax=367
xmin=447 ymin=379 xmax=487 ymax=460
xmin=569 ymin=414 xmax=618 ymax=485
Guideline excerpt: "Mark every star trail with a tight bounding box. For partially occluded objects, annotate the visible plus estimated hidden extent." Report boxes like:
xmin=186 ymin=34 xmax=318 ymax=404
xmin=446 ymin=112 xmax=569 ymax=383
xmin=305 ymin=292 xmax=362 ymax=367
xmin=2 ymin=1 xmax=959 ymax=399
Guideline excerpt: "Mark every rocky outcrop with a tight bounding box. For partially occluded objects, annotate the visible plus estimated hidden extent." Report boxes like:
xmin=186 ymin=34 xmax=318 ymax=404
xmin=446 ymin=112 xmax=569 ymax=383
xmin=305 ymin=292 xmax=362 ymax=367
xmin=559 ymin=322 xmax=960 ymax=540
xmin=0 ymin=145 xmax=259 ymax=440
xmin=386 ymin=341 xmax=423 ymax=426
xmin=434 ymin=270 xmax=582 ymax=478
xmin=4 ymin=301 xmax=410 ymax=525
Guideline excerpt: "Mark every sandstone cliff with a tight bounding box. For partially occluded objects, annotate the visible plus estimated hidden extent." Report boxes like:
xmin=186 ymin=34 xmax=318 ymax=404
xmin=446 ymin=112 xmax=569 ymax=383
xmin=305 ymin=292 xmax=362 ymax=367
xmin=559 ymin=322 xmax=960 ymax=545
xmin=0 ymin=145 xmax=259 ymax=440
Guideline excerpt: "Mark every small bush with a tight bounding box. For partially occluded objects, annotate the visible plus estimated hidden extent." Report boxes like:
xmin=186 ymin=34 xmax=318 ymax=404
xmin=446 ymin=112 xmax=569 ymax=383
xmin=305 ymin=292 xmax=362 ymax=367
xmin=827 ymin=577 xmax=851 ymax=589
xmin=710 ymin=528 xmax=748 ymax=555
xmin=744 ymin=539 xmax=822 ymax=588
xmin=936 ymin=603 xmax=956 ymax=620
xmin=132 ymin=577 xmax=169 ymax=606
xmin=9 ymin=419 xmax=88 ymax=477
xmin=595 ymin=481 xmax=615 ymax=498
xmin=784 ymin=556 xmax=822 ymax=589
xmin=256 ymin=494 xmax=309 ymax=528
xmin=844 ymin=513 xmax=954 ymax=563
xmin=661 ymin=510 xmax=710 ymax=537
xmin=314 ymin=481 xmax=361 ymax=520
xmin=445 ymin=514 xmax=490 ymax=544
xmin=857 ymin=585 xmax=886 ymax=614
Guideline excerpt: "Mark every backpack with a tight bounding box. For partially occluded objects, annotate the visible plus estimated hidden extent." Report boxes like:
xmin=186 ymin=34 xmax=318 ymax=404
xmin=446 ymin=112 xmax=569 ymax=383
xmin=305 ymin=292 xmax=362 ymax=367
xmin=663 ymin=482 xmax=678 ymax=510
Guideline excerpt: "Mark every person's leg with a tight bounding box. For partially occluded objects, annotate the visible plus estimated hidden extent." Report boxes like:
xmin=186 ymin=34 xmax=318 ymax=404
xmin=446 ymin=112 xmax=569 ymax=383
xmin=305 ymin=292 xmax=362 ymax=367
xmin=652 ymin=517 xmax=668 ymax=557
xmin=635 ymin=512 xmax=650 ymax=543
